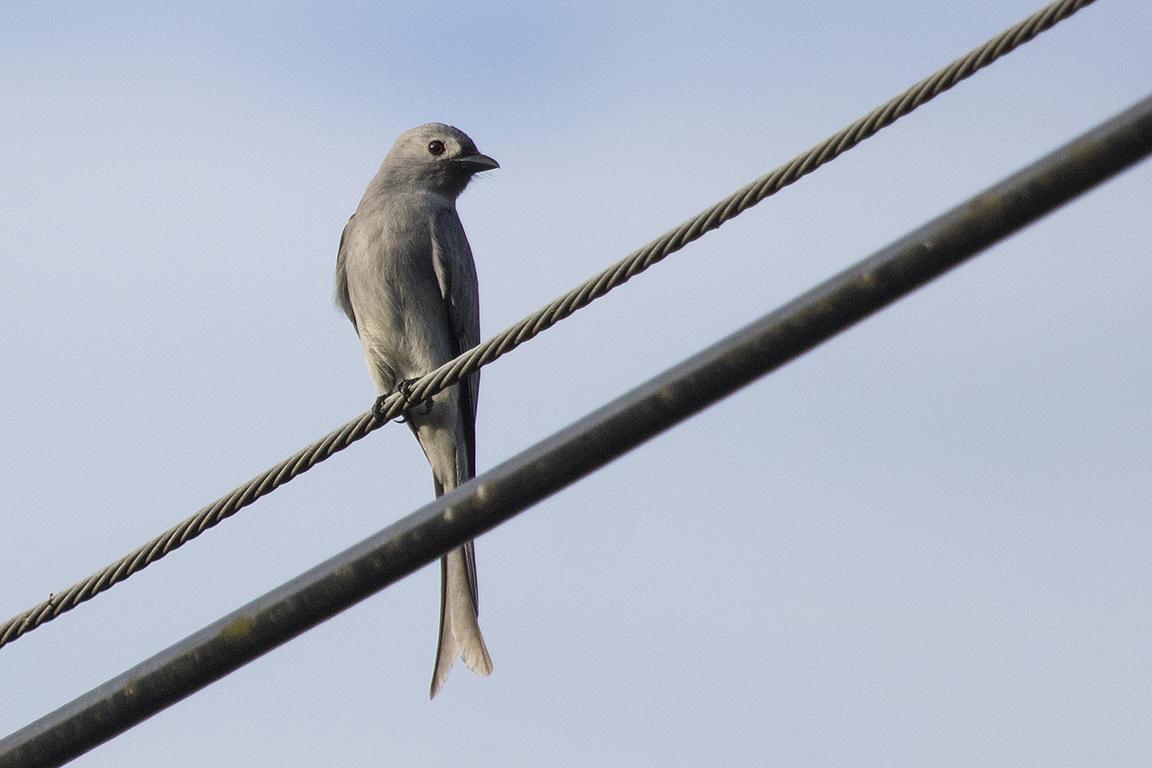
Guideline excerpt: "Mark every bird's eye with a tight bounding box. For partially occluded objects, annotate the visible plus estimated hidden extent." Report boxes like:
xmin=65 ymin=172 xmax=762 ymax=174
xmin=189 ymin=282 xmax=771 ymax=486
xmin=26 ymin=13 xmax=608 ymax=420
xmin=427 ymin=140 xmax=446 ymax=156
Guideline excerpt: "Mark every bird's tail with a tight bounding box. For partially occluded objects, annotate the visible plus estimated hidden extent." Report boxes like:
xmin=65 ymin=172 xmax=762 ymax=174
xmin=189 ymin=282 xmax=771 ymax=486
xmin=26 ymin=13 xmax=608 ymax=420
xmin=430 ymin=541 xmax=493 ymax=698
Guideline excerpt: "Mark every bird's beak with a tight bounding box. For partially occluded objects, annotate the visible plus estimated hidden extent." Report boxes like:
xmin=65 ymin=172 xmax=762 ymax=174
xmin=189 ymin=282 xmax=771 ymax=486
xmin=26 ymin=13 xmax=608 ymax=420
xmin=452 ymin=153 xmax=499 ymax=172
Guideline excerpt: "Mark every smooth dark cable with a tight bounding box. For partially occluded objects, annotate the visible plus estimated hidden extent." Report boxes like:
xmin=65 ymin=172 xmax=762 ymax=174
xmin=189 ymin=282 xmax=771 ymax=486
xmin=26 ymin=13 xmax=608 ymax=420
xmin=3 ymin=89 xmax=1149 ymax=768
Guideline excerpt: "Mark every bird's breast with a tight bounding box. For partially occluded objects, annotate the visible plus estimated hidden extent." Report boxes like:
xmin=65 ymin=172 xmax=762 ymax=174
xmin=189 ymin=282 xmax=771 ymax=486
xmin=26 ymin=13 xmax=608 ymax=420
xmin=343 ymin=199 xmax=452 ymax=382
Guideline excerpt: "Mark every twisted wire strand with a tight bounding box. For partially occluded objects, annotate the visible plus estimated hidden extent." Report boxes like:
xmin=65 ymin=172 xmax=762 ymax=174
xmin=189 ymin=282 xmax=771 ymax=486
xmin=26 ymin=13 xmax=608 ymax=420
xmin=0 ymin=0 xmax=1096 ymax=649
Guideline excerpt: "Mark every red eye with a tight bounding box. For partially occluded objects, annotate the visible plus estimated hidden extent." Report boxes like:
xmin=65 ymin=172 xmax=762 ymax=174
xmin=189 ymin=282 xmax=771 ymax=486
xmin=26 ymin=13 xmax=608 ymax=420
xmin=427 ymin=140 xmax=446 ymax=156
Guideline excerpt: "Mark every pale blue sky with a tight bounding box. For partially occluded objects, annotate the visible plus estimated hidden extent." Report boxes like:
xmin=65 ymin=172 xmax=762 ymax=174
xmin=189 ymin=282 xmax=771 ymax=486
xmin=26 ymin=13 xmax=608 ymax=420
xmin=2 ymin=1 xmax=1151 ymax=765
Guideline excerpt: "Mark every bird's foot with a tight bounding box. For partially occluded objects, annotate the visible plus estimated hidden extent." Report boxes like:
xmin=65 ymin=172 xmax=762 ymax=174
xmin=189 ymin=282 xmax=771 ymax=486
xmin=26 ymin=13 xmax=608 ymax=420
xmin=380 ymin=378 xmax=434 ymax=424
xmin=371 ymin=393 xmax=396 ymax=423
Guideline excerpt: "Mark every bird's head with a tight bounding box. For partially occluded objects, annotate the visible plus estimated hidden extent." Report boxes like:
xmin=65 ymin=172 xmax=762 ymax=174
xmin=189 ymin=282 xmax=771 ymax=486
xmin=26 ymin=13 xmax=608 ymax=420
xmin=380 ymin=123 xmax=499 ymax=198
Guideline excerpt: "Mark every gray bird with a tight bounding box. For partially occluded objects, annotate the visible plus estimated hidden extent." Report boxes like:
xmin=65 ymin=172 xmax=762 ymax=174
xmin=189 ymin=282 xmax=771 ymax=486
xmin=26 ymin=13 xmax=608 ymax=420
xmin=335 ymin=123 xmax=498 ymax=697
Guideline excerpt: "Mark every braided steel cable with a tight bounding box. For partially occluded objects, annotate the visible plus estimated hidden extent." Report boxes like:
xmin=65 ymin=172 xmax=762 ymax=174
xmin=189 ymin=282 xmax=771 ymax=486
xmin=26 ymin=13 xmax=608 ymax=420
xmin=0 ymin=0 xmax=1097 ymax=649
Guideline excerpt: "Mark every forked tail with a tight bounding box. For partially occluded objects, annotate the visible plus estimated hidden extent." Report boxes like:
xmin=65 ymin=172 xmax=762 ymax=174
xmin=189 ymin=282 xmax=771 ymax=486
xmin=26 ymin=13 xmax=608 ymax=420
xmin=430 ymin=541 xmax=493 ymax=698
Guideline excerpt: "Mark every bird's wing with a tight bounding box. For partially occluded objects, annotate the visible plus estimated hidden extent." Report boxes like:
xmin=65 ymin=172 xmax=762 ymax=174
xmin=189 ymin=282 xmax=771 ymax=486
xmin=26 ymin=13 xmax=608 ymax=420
xmin=334 ymin=214 xmax=358 ymax=331
xmin=430 ymin=206 xmax=482 ymax=608
xmin=430 ymin=205 xmax=481 ymax=455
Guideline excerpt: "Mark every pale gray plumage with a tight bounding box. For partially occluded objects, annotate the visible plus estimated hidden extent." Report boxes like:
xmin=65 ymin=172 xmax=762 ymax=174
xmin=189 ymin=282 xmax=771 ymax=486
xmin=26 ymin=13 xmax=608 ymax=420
xmin=335 ymin=123 xmax=497 ymax=698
